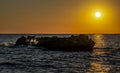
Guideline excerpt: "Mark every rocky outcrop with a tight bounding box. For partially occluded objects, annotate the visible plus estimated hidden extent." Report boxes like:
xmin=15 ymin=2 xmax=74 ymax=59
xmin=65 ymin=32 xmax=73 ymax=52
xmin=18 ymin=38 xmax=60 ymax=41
xmin=36 ymin=35 xmax=95 ymax=51
xmin=15 ymin=36 xmax=37 ymax=46
xmin=15 ymin=36 xmax=27 ymax=46
xmin=15 ymin=35 xmax=95 ymax=51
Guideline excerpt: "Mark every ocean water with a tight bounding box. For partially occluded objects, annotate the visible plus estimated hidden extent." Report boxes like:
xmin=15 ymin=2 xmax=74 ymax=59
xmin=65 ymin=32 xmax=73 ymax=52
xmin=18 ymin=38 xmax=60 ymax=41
xmin=0 ymin=34 xmax=119 ymax=73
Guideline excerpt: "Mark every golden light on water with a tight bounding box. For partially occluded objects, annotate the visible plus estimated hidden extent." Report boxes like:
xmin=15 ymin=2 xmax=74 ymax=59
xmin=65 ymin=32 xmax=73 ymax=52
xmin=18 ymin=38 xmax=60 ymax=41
xmin=87 ymin=47 xmax=112 ymax=73
xmin=92 ymin=35 xmax=105 ymax=48
xmin=89 ymin=62 xmax=111 ymax=73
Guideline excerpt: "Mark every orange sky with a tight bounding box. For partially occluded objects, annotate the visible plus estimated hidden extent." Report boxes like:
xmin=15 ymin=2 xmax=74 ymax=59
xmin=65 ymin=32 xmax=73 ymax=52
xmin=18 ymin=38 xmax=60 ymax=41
xmin=0 ymin=0 xmax=120 ymax=34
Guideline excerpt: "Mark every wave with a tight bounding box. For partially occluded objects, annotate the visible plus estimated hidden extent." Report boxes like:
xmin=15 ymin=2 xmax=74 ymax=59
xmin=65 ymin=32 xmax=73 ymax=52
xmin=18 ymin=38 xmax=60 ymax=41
xmin=0 ymin=42 xmax=14 ymax=47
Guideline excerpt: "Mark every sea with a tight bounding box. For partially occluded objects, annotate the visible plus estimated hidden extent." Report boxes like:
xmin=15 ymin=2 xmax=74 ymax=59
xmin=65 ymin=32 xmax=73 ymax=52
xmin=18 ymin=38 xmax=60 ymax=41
xmin=0 ymin=34 xmax=119 ymax=73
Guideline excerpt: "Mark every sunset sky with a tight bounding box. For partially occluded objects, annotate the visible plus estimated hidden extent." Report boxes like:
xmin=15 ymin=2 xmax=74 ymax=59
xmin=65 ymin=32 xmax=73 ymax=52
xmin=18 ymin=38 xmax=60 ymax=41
xmin=0 ymin=0 xmax=120 ymax=34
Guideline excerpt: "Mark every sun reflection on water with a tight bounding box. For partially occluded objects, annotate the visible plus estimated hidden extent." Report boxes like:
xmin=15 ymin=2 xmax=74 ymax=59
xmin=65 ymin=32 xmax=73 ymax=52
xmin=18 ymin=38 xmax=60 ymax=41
xmin=88 ymin=62 xmax=111 ymax=73
xmin=92 ymin=34 xmax=105 ymax=48
xmin=87 ymin=46 xmax=111 ymax=73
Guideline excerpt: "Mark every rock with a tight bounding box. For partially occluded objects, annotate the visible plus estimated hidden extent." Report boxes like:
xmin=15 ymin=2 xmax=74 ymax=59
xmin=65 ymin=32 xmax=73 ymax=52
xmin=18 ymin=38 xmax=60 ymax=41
xmin=37 ymin=35 xmax=95 ymax=51
xmin=15 ymin=36 xmax=27 ymax=46
xmin=26 ymin=36 xmax=37 ymax=45
xmin=15 ymin=36 xmax=38 ymax=46
xmin=15 ymin=35 xmax=95 ymax=51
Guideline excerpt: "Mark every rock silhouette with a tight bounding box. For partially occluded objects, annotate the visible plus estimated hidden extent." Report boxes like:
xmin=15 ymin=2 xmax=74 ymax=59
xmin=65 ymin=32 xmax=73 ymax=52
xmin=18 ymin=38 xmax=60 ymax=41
xmin=15 ymin=36 xmax=27 ymax=46
xmin=15 ymin=36 xmax=37 ymax=46
xmin=37 ymin=35 xmax=95 ymax=51
xmin=15 ymin=35 xmax=95 ymax=51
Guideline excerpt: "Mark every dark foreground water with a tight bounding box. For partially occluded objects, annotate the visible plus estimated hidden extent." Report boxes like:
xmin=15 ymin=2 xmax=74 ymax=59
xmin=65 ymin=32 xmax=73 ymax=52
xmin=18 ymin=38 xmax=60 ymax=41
xmin=0 ymin=34 xmax=119 ymax=73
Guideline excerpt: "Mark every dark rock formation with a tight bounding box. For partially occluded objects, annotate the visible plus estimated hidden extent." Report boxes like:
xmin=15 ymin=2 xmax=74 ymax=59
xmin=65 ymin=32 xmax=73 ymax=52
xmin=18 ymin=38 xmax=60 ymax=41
xmin=15 ymin=35 xmax=95 ymax=51
xmin=26 ymin=36 xmax=36 ymax=45
xmin=15 ymin=36 xmax=27 ymax=46
xmin=36 ymin=35 xmax=95 ymax=51
xmin=15 ymin=36 xmax=37 ymax=46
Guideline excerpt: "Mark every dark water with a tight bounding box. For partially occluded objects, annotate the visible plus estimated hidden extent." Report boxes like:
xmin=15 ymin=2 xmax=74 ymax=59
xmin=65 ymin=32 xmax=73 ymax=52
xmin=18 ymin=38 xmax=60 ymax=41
xmin=0 ymin=34 xmax=119 ymax=73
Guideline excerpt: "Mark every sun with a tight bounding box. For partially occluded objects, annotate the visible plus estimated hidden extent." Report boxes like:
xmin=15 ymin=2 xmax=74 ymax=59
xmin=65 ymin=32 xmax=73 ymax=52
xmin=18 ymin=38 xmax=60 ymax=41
xmin=95 ymin=12 xmax=101 ymax=18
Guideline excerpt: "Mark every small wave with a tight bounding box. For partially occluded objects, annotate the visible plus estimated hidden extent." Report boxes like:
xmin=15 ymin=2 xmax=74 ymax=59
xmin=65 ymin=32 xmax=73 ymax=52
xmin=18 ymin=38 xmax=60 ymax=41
xmin=0 ymin=42 xmax=14 ymax=47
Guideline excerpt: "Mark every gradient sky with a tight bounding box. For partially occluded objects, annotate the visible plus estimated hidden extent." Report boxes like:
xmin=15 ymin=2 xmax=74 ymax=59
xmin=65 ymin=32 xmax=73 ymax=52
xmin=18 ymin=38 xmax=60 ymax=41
xmin=0 ymin=0 xmax=120 ymax=34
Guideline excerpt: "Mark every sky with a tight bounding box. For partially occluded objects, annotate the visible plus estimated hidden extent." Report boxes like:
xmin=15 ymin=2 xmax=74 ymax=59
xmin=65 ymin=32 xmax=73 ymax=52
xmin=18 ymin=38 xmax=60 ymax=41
xmin=0 ymin=0 xmax=120 ymax=34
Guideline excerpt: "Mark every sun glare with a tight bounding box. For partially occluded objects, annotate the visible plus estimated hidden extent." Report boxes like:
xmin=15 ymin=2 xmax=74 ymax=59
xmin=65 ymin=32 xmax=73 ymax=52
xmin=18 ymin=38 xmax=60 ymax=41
xmin=95 ymin=12 xmax=101 ymax=18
